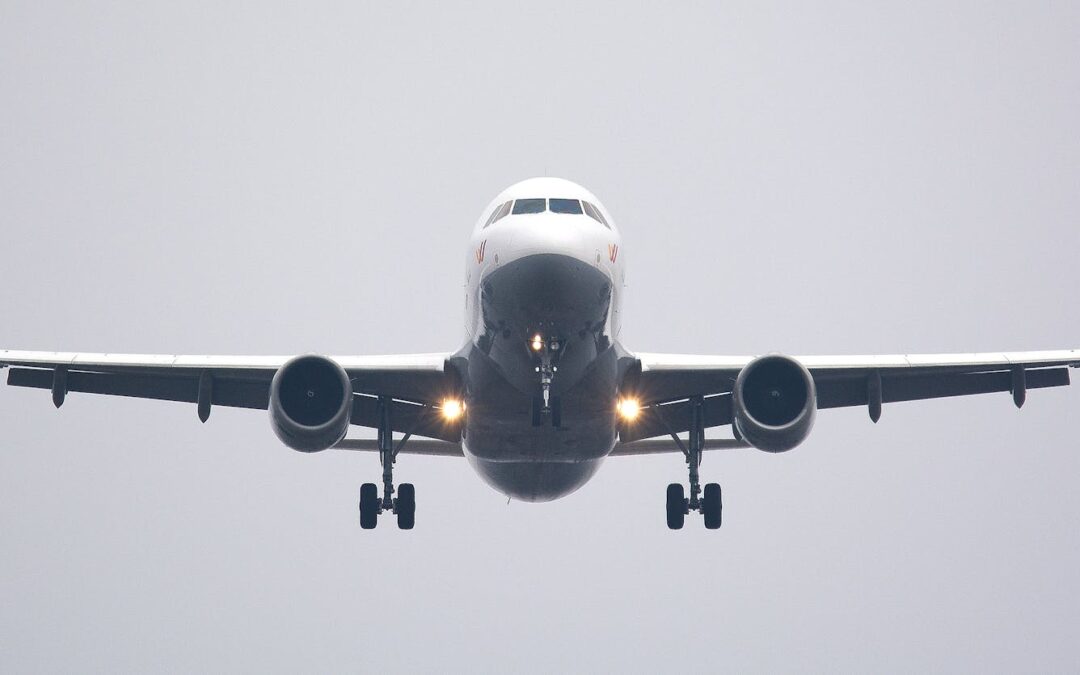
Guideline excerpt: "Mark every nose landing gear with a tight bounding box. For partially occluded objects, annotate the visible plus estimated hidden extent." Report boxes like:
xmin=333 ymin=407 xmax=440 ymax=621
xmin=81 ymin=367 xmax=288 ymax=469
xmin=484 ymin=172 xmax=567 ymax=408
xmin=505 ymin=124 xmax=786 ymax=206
xmin=530 ymin=332 xmax=563 ymax=428
xmin=664 ymin=396 xmax=722 ymax=530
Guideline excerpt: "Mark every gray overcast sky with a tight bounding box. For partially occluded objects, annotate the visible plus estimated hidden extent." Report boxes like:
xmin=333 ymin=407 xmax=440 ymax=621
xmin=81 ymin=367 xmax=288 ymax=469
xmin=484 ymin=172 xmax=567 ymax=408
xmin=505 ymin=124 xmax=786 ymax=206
xmin=2 ymin=2 xmax=1079 ymax=672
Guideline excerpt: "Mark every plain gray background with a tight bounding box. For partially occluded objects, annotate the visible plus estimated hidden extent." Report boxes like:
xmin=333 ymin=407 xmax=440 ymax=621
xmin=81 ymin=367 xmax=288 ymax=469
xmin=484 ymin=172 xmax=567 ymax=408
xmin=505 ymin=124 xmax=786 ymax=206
xmin=2 ymin=2 xmax=1078 ymax=672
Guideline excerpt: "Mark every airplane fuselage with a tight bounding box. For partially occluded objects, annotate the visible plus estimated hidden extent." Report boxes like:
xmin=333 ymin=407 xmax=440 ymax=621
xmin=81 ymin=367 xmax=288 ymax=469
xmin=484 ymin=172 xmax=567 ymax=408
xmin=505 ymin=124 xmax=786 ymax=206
xmin=459 ymin=178 xmax=627 ymax=501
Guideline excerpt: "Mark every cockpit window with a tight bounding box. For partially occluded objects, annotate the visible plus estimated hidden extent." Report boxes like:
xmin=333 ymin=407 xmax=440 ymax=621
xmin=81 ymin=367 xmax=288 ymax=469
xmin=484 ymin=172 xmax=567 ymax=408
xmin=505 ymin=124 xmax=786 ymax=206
xmin=485 ymin=201 xmax=512 ymax=228
xmin=549 ymin=198 xmax=583 ymax=215
xmin=582 ymin=201 xmax=609 ymax=228
xmin=493 ymin=197 xmax=609 ymax=225
xmin=512 ymin=198 xmax=546 ymax=215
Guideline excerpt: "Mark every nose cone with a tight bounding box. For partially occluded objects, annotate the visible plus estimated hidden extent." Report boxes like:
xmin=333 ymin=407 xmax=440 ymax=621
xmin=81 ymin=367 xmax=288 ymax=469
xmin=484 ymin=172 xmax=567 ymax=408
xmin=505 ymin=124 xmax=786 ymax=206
xmin=500 ymin=213 xmax=610 ymax=269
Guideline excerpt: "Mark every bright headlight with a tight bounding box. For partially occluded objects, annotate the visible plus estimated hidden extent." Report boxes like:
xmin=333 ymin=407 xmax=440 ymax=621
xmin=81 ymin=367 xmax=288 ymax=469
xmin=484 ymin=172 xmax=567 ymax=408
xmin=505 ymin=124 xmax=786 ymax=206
xmin=616 ymin=398 xmax=641 ymax=421
xmin=441 ymin=399 xmax=466 ymax=421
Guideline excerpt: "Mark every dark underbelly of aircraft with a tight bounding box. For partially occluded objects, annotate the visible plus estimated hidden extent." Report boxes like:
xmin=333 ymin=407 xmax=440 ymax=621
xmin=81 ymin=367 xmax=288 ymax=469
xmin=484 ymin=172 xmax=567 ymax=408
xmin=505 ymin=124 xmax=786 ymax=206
xmin=459 ymin=254 xmax=623 ymax=501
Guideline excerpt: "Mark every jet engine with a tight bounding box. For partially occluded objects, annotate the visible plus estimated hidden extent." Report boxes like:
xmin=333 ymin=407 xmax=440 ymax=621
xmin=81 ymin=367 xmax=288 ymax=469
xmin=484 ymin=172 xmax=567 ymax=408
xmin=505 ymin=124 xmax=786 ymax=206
xmin=732 ymin=354 xmax=816 ymax=453
xmin=269 ymin=354 xmax=353 ymax=452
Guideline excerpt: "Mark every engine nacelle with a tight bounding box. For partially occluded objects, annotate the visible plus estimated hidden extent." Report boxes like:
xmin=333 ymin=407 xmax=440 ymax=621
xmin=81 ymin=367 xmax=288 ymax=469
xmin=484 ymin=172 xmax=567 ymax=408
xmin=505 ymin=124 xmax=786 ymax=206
xmin=732 ymin=354 xmax=816 ymax=453
xmin=269 ymin=354 xmax=352 ymax=452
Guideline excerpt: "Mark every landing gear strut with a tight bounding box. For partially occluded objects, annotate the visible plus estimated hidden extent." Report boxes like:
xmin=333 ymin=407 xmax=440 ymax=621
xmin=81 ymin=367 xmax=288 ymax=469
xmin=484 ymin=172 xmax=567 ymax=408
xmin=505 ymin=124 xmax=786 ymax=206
xmin=531 ymin=332 xmax=562 ymax=428
xmin=665 ymin=396 xmax=722 ymax=530
xmin=358 ymin=396 xmax=415 ymax=530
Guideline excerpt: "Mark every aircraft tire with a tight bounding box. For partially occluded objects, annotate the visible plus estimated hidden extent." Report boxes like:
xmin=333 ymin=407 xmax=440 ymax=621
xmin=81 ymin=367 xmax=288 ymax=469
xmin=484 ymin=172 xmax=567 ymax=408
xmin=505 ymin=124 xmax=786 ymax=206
xmin=666 ymin=483 xmax=685 ymax=530
xmin=359 ymin=483 xmax=379 ymax=529
xmin=703 ymin=483 xmax=722 ymax=529
xmin=396 ymin=483 xmax=416 ymax=530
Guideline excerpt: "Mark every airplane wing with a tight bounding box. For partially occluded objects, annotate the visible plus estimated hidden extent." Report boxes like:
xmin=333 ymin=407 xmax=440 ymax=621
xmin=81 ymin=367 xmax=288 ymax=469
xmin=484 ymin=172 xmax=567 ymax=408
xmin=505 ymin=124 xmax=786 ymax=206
xmin=621 ymin=349 xmax=1080 ymax=442
xmin=0 ymin=350 xmax=461 ymax=441
xmin=6 ymin=348 xmax=1077 ymax=450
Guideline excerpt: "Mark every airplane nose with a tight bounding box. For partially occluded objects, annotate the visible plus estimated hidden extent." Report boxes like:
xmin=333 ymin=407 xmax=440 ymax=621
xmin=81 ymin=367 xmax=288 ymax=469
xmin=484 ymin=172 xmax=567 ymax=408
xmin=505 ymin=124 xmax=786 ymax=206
xmin=503 ymin=214 xmax=601 ymax=267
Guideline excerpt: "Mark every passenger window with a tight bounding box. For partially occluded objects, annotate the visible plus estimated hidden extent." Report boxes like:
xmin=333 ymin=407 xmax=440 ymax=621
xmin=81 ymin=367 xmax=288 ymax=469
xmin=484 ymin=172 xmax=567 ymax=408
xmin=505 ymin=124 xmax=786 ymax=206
xmin=485 ymin=201 xmax=512 ymax=228
xmin=549 ymin=198 xmax=583 ymax=215
xmin=582 ymin=201 xmax=609 ymax=228
xmin=512 ymin=198 xmax=546 ymax=215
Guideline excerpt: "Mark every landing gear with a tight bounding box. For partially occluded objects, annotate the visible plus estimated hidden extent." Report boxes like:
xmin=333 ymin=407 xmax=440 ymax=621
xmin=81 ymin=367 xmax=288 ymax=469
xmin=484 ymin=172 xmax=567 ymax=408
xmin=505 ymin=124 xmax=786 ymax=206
xmin=530 ymin=331 xmax=562 ymax=428
xmin=665 ymin=396 xmax=723 ymax=530
xmin=666 ymin=482 xmax=721 ymax=530
xmin=357 ymin=396 xmax=417 ymax=530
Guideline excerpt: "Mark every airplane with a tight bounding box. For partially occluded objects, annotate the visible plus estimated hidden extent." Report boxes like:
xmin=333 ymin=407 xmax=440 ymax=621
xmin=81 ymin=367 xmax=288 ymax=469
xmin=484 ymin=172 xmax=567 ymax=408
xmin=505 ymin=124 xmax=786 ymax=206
xmin=2 ymin=176 xmax=1077 ymax=530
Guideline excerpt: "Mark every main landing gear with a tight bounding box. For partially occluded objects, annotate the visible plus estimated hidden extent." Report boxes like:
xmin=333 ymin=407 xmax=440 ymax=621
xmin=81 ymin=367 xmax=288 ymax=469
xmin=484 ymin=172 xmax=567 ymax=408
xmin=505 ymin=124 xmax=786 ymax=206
xmin=665 ymin=396 xmax=722 ymax=530
xmin=359 ymin=397 xmax=416 ymax=530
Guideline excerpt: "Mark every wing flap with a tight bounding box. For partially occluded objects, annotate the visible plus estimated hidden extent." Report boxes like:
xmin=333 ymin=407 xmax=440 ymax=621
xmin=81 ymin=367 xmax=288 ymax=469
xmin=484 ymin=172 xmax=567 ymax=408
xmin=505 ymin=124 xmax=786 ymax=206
xmin=619 ymin=393 xmax=733 ymax=443
xmin=609 ymin=438 xmax=748 ymax=455
xmin=335 ymin=438 xmax=465 ymax=456
xmin=350 ymin=395 xmax=461 ymax=442
xmin=331 ymin=437 xmax=749 ymax=457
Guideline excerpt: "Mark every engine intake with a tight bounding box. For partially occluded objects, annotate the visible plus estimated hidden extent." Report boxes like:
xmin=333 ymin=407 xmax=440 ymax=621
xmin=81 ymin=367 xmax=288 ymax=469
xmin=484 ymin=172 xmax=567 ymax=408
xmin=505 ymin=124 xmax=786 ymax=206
xmin=269 ymin=354 xmax=353 ymax=452
xmin=732 ymin=354 xmax=816 ymax=453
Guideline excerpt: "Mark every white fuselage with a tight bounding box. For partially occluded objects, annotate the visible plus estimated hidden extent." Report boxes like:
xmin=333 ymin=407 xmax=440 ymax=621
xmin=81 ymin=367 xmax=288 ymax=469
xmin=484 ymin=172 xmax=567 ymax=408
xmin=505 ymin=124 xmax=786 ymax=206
xmin=456 ymin=177 xmax=628 ymax=501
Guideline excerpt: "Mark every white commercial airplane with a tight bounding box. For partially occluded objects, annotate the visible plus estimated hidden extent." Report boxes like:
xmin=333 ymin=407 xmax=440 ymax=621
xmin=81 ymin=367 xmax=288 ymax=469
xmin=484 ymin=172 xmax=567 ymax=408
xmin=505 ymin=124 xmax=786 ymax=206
xmin=3 ymin=177 xmax=1077 ymax=530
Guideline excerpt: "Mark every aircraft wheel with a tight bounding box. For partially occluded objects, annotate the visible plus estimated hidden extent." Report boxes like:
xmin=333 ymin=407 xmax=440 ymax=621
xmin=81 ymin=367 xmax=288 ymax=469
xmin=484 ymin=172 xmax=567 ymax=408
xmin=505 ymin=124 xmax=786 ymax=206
xmin=359 ymin=482 xmax=379 ymax=529
xmin=666 ymin=483 xmax=685 ymax=530
xmin=703 ymin=483 xmax=722 ymax=529
xmin=396 ymin=483 xmax=416 ymax=530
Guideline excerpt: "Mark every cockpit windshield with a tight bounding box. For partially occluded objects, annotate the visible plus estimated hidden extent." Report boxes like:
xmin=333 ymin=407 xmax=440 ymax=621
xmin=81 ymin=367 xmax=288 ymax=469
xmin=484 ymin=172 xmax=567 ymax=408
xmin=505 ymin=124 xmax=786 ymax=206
xmin=581 ymin=201 xmax=609 ymax=228
xmin=511 ymin=198 xmax=546 ymax=215
xmin=549 ymin=198 xmax=583 ymax=215
xmin=484 ymin=201 xmax=512 ymax=228
xmin=484 ymin=197 xmax=611 ymax=229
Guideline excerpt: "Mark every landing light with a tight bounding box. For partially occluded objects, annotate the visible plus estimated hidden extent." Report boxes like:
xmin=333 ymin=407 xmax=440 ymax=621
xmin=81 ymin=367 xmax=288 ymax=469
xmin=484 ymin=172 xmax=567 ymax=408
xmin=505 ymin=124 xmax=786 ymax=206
xmin=441 ymin=399 xmax=466 ymax=421
xmin=616 ymin=398 xmax=641 ymax=421
xmin=531 ymin=334 xmax=544 ymax=351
